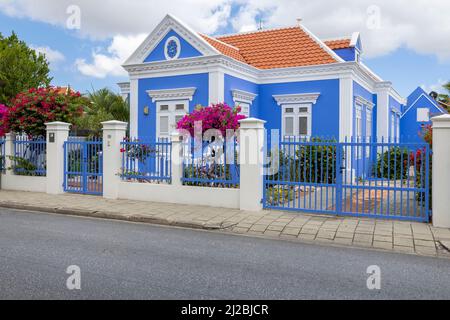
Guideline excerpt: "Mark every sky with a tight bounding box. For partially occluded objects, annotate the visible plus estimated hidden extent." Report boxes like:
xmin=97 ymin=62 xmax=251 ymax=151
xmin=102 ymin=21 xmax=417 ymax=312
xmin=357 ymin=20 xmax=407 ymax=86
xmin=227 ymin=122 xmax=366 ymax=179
xmin=0 ymin=0 xmax=449 ymax=98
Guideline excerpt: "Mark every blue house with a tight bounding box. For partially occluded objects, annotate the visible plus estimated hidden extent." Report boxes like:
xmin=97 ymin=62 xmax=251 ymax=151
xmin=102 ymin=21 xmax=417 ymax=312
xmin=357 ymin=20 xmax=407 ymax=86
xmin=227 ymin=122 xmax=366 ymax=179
xmin=120 ymin=14 xmax=406 ymax=144
xmin=400 ymin=87 xmax=447 ymax=143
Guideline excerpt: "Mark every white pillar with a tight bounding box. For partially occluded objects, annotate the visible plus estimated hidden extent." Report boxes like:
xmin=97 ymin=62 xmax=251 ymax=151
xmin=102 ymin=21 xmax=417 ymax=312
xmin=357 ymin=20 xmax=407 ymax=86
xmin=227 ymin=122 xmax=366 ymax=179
xmin=129 ymin=79 xmax=138 ymax=138
xmin=102 ymin=120 xmax=128 ymax=199
xmin=45 ymin=122 xmax=70 ymax=194
xmin=339 ymin=74 xmax=353 ymax=141
xmin=239 ymin=118 xmax=266 ymax=211
xmin=3 ymin=133 xmax=15 ymax=176
xmin=171 ymin=131 xmax=183 ymax=187
xmin=208 ymin=70 xmax=224 ymax=104
xmin=431 ymin=115 xmax=450 ymax=228
xmin=375 ymin=83 xmax=390 ymax=141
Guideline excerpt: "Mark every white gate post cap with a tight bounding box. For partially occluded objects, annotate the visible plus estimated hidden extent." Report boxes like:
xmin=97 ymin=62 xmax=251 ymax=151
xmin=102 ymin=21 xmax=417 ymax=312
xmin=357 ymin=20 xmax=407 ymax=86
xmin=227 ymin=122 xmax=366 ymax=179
xmin=431 ymin=114 xmax=450 ymax=128
xmin=101 ymin=120 xmax=128 ymax=131
xmin=239 ymin=118 xmax=266 ymax=129
xmin=45 ymin=121 xmax=71 ymax=131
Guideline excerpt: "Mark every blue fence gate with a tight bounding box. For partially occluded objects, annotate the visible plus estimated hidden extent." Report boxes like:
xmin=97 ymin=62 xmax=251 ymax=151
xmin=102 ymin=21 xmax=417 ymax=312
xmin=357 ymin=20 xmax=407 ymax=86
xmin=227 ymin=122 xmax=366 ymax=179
xmin=64 ymin=138 xmax=103 ymax=195
xmin=263 ymin=136 xmax=430 ymax=222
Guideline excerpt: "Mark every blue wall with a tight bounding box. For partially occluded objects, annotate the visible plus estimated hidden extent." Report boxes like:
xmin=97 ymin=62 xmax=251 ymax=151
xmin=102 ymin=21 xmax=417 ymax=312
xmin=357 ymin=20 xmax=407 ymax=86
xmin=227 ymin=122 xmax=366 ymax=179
xmin=334 ymin=48 xmax=356 ymax=61
xmin=144 ymin=30 xmax=202 ymax=63
xmin=223 ymin=74 xmax=259 ymax=116
xmin=137 ymin=73 xmax=209 ymax=141
xmin=258 ymin=79 xmax=340 ymax=138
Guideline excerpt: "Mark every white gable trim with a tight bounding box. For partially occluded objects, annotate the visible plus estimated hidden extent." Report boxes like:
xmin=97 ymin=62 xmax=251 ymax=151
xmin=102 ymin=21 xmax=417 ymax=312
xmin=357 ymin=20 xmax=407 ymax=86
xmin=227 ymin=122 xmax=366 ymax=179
xmin=401 ymin=92 xmax=445 ymax=119
xmin=350 ymin=32 xmax=359 ymax=47
xmin=231 ymin=89 xmax=257 ymax=104
xmin=147 ymin=87 xmax=197 ymax=103
xmin=124 ymin=14 xmax=220 ymax=65
xmin=273 ymin=93 xmax=320 ymax=106
xmin=298 ymin=23 xmax=345 ymax=63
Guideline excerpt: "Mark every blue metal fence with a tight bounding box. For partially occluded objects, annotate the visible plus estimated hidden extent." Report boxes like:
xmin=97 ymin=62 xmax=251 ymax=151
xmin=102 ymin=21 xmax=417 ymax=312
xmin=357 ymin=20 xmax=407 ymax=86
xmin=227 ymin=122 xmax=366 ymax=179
xmin=64 ymin=137 xmax=103 ymax=195
xmin=13 ymin=135 xmax=47 ymax=176
xmin=182 ymin=138 xmax=240 ymax=188
xmin=120 ymin=138 xmax=172 ymax=183
xmin=0 ymin=137 xmax=5 ymax=173
xmin=263 ymin=136 xmax=430 ymax=222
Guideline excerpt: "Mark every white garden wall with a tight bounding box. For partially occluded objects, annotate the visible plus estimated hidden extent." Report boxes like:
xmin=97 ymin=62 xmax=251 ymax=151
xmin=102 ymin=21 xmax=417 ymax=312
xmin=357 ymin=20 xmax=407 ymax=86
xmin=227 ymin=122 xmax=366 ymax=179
xmin=1 ymin=174 xmax=46 ymax=193
xmin=118 ymin=182 xmax=240 ymax=209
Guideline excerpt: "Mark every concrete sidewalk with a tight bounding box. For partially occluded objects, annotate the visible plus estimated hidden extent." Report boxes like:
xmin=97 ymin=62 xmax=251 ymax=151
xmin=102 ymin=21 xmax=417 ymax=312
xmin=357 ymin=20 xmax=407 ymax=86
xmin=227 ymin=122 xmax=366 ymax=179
xmin=1 ymin=190 xmax=450 ymax=258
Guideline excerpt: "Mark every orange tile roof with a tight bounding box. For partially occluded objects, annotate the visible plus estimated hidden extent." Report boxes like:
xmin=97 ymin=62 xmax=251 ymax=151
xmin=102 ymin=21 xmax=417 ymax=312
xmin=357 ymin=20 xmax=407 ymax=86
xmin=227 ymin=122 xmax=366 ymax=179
xmin=204 ymin=27 xmax=338 ymax=69
xmin=200 ymin=34 xmax=247 ymax=63
xmin=324 ymin=38 xmax=351 ymax=50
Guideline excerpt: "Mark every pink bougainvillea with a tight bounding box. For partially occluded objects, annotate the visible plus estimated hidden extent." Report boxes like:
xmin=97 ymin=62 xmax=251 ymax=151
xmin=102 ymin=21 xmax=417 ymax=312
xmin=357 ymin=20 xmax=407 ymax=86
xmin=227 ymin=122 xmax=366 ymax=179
xmin=6 ymin=87 xmax=87 ymax=137
xmin=0 ymin=104 xmax=8 ymax=137
xmin=176 ymin=103 xmax=246 ymax=137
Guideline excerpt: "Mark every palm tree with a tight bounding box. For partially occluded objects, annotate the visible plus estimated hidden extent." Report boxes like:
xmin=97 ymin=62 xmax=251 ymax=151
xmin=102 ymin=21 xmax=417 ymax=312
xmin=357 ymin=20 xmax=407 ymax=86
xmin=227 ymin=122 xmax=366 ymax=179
xmin=74 ymin=88 xmax=129 ymax=135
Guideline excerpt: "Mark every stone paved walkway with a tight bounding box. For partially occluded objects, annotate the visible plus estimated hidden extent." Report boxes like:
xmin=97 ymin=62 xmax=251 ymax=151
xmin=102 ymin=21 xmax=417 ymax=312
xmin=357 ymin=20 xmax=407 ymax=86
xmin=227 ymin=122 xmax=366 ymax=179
xmin=1 ymin=190 xmax=450 ymax=259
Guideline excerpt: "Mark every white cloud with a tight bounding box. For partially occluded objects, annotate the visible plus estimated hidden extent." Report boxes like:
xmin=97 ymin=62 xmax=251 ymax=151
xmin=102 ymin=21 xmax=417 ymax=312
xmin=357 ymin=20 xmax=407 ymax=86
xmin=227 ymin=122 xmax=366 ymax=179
xmin=30 ymin=45 xmax=65 ymax=64
xmin=75 ymin=34 xmax=146 ymax=78
xmin=0 ymin=0 xmax=231 ymax=38
xmin=3 ymin=0 xmax=450 ymax=78
xmin=231 ymin=0 xmax=450 ymax=60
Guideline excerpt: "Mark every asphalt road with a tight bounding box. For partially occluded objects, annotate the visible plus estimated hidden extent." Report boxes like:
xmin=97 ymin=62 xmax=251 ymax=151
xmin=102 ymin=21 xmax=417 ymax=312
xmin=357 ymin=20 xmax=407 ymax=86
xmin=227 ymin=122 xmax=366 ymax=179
xmin=1 ymin=208 xmax=450 ymax=300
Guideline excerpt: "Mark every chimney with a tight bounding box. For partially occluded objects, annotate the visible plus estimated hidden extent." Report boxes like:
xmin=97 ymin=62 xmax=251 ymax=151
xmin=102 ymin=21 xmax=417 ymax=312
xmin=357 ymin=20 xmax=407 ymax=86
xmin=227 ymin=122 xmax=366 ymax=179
xmin=297 ymin=18 xmax=303 ymax=26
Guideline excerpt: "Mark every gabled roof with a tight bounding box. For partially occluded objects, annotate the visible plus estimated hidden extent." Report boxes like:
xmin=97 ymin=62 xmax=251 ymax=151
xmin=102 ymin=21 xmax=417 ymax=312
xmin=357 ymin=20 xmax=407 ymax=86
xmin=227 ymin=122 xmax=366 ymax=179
xmin=402 ymin=86 xmax=448 ymax=118
xmin=208 ymin=26 xmax=342 ymax=69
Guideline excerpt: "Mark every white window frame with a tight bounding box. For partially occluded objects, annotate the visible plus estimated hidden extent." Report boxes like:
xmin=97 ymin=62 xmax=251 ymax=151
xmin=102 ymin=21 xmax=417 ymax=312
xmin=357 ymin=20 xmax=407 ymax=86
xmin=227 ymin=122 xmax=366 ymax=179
xmin=417 ymin=108 xmax=430 ymax=122
xmin=281 ymin=104 xmax=312 ymax=138
xmin=231 ymin=89 xmax=257 ymax=118
xmin=236 ymin=101 xmax=250 ymax=118
xmin=156 ymin=100 xmax=189 ymax=139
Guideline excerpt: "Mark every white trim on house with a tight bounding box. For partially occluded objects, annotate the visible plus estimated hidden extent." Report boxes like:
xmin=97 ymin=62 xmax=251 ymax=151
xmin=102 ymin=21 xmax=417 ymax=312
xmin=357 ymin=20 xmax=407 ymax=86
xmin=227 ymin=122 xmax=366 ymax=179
xmin=273 ymin=93 xmax=320 ymax=106
xmin=231 ymin=89 xmax=257 ymax=105
xmin=401 ymin=92 xmax=445 ymax=119
xmin=209 ymin=70 xmax=224 ymax=104
xmin=129 ymin=79 xmax=138 ymax=138
xmin=355 ymin=95 xmax=375 ymax=109
xmin=350 ymin=32 xmax=360 ymax=48
xmin=146 ymin=87 xmax=197 ymax=102
xmin=340 ymin=74 xmax=354 ymax=141
xmin=117 ymin=82 xmax=130 ymax=95
xmin=124 ymin=14 xmax=220 ymax=65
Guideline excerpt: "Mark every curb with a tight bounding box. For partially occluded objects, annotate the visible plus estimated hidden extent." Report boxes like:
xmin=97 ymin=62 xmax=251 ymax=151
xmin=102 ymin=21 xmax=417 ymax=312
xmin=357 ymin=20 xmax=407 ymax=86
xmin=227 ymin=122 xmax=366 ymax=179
xmin=0 ymin=202 xmax=234 ymax=231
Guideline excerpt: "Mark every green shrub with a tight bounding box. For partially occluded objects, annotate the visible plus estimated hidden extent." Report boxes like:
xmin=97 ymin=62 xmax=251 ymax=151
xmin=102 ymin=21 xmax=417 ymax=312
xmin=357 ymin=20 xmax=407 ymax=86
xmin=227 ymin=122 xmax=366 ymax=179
xmin=265 ymin=186 xmax=295 ymax=206
xmin=8 ymin=156 xmax=39 ymax=176
xmin=269 ymin=138 xmax=337 ymax=184
xmin=374 ymin=147 xmax=409 ymax=180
